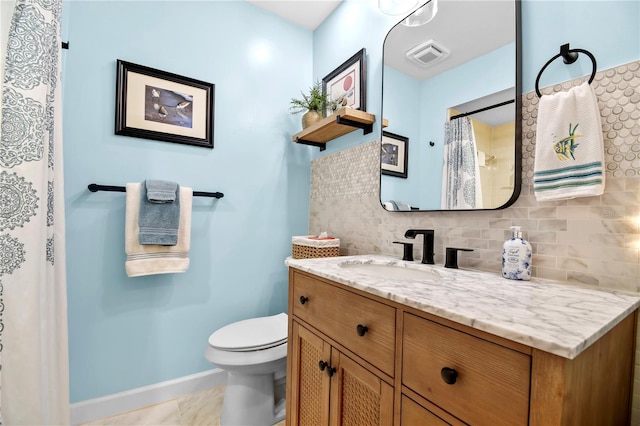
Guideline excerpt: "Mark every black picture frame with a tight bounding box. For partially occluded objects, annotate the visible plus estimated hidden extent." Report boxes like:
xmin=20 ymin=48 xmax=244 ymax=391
xmin=115 ymin=60 xmax=214 ymax=148
xmin=381 ymin=131 xmax=408 ymax=178
xmin=322 ymin=48 xmax=366 ymax=115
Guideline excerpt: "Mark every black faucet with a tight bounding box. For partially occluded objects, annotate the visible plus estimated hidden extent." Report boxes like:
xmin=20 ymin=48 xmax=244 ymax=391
xmin=404 ymin=229 xmax=435 ymax=264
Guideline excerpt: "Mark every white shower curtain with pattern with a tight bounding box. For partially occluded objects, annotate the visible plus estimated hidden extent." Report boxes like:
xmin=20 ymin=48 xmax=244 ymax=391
xmin=441 ymin=116 xmax=483 ymax=209
xmin=0 ymin=0 xmax=69 ymax=423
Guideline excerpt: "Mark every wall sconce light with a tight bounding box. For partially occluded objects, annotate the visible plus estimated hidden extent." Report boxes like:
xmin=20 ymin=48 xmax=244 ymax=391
xmin=402 ymin=0 xmax=438 ymax=26
xmin=378 ymin=0 xmax=418 ymax=16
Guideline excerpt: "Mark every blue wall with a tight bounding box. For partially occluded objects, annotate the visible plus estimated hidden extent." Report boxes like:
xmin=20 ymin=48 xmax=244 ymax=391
xmin=63 ymin=1 xmax=313 ymax=402
xmin=312 ymin=0 xmax=399 ymax=156
xmin=64 ymin=0 xmax=639 ymax=403
xmin=379 ymin=66 xmax=422 ymax=207
xmin=521 ymin=0 xmax=640 ymax=93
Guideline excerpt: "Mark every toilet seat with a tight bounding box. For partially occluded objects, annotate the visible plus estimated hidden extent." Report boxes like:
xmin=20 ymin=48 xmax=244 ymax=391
xmin=208 ymin=312 xmax=288 ymax=352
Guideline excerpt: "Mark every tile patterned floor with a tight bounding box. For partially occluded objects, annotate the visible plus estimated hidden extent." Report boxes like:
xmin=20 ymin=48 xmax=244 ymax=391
xmin=80 ymin=385 xmax=286 ymax=426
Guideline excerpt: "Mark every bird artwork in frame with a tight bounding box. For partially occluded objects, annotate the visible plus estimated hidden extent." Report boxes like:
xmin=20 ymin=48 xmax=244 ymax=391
xmin=115 ymin=60 xmax=215 ymax=148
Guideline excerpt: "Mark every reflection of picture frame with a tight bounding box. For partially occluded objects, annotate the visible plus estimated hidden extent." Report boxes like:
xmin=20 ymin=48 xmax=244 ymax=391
xmin=381 ymin=131 xmax=408 ymax=178
xmin=322 ymin=48 xmax=366 ymax=115
xmin=115 ymin=60 xmax=215 ymax=148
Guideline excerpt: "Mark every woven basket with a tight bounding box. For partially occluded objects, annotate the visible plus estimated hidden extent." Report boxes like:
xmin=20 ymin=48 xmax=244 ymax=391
xmin=292 ymin=236 xmax=340 ymax=259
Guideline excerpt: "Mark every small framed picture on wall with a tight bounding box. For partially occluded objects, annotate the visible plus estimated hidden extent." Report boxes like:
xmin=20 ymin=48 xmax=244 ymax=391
xmin=381 ymin=131 xmax=408 ymax=178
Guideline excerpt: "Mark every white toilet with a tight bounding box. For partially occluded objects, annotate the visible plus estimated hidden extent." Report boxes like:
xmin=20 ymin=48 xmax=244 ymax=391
xmin=205 ymin=312 xmax=288 ymax=426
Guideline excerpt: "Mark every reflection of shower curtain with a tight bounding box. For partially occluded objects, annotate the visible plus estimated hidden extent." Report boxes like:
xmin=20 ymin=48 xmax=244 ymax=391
xmin=0 ymin=0 xmax=69 ymax=423
xmin=441 ymin=117 xmax=483 ymax=209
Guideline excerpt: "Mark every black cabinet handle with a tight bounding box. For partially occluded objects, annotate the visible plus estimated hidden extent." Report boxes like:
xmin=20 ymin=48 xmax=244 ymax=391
xmin=319 ymin=360 xmax=336 ymax=377
xmin=299 ymin=295 xmax=308 ymax=305
xmin=440 ymin=367 xmax=458 ymax=385
xmin=326 ymin=366 xmax=336 ymax=377
xmin=356 ymin=324 xmax=368 ymax=336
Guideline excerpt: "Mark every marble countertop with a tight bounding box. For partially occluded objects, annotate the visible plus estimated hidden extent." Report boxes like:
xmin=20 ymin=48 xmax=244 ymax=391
xmin=285 ymin=255 xmax=640 ymax=359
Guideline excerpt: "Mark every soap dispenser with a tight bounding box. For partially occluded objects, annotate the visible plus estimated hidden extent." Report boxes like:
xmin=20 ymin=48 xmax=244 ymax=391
xmin=502 ymin=226 xmax=532 ymax=281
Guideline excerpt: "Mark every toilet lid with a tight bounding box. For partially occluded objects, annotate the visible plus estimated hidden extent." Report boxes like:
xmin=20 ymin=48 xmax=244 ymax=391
xmin=208 ymin=312 xmax=288 ymax=352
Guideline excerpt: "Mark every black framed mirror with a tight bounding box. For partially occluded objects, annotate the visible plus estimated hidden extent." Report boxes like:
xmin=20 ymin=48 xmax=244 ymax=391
xmin=380 ymin=0 xmax=522 ymax=211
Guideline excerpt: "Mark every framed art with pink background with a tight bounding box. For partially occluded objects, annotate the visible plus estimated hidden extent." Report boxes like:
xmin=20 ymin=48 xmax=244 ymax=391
xmin=322 ymin=48 xmax=366 ymax=116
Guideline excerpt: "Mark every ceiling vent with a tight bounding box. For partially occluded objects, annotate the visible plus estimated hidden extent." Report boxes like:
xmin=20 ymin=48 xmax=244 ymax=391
xmin=406 ymin=39 xmax=450 ymax=67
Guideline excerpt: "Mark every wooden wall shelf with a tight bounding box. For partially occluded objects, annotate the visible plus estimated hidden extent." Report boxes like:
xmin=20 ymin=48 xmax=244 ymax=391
xmin=292 ymin=108 xmax=376 ymax=151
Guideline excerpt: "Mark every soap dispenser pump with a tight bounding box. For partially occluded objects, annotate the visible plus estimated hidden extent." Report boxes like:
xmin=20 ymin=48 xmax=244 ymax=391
xmin=502 ymin=226 xmax=532 ymax=281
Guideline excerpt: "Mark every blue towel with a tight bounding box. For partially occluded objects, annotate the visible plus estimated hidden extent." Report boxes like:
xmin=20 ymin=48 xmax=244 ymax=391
xmin=145 ymin=179 xmax=178 ymax=203
xmin=138 ymin=182 xmax=180 ymax=245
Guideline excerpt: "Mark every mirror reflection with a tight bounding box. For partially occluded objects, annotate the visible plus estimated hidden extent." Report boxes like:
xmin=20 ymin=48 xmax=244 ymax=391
xmin=381 ymin=0 xmax=521 ymax=211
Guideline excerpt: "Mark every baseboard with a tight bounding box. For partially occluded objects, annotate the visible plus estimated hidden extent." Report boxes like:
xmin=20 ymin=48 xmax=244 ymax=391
xmin=70 ymin=368 xmax=227 ymax=425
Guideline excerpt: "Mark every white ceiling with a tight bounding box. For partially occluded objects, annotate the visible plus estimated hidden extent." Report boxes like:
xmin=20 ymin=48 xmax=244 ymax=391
xmin=246 ymin=0 xmax=343 ymax=30
xmin=384 ymin=0 xmax=516 ymax=81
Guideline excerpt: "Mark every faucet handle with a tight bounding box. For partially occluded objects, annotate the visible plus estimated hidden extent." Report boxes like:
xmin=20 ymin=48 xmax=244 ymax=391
xmin=444 ymin=247 xmax=473 ymax=269
xmin=404 ymin=229 xmax=434 ymax=238
xmin=393 ymin=241 xmax=414 ymax=261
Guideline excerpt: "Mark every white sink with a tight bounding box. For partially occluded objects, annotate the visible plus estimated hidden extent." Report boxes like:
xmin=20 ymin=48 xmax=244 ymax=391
xmin=339 ymin=261 xmax=441 ymax=281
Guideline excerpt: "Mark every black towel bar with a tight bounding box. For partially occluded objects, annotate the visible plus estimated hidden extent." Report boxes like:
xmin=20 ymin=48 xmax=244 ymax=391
xmin=87 ymin=183 xmax=224 ymax=199
xmin=535 ymin=43 xmax=597 ymax=98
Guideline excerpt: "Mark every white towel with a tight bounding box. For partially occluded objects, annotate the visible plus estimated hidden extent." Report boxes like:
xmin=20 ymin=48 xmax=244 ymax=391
xmin=125 ymin=183 xmax=192 ymax=277
xmin=533 ymin=82 xmax=605 ymax=201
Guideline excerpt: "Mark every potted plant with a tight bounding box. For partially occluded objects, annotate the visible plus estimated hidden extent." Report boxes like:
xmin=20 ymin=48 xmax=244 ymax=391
xmin=290 ymin=80 xmax=337 ymax=129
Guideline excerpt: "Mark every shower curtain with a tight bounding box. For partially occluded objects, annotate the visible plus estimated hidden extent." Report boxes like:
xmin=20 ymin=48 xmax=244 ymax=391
xmin=441 ymin=116 xmax=483 ymax=209
xmin=0 ymin=0 xmax=69 ymax=424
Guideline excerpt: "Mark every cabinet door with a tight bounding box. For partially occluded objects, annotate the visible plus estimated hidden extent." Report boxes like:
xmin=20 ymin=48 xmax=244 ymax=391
xmin=289 ymin=321 xmax=332 ymax=426
xmin=329 ymin=350 xmax=394 ymax=426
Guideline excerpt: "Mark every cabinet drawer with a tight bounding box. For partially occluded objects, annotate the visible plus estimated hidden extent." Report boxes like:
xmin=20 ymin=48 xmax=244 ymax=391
xmin=292 ymin=271 xmax=396 ymax=376
xmin=401 ymin=396 xmax=450 ymax=426
xmin=402 ymin=313 xmax=530 ymax=425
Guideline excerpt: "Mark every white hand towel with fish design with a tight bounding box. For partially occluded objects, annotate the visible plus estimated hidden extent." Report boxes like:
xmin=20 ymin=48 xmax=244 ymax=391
xmin=533 ymin=81 xmax=605 ymax=201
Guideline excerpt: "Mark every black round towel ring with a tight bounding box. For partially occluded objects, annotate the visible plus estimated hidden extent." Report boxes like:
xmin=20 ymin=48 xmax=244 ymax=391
xmin=534 ymin=43 xmax=597 ymax=98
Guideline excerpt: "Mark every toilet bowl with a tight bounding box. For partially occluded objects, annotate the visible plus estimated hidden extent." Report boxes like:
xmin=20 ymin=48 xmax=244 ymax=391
xmin=205 ymin=312 xmax=288 ymax=426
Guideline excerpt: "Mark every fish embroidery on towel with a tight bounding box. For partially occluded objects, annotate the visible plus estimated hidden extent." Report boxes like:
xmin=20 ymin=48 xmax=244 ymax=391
xmin=553 ymin=123 xmax=582 ymax=160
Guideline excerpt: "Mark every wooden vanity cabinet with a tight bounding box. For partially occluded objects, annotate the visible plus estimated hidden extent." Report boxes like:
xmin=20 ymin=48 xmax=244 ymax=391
xmin=287 ymin=269 xmax=637 ymax=426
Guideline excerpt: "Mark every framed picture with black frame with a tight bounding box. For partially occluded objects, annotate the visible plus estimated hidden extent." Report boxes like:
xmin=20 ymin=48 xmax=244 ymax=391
xmin=115 ymin=60 xmax=215 ymax=148
xmin=322 ymin=48 xmax=366 ymax=116
xmin=381 ymin=131 xmax=408 ymax=178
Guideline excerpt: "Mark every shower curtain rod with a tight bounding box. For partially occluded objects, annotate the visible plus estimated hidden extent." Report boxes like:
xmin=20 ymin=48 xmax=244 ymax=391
xmin=87 ymin=183 xmax=224 ymax=198
xmin=449 ymin=99 xmax=515 ymax=120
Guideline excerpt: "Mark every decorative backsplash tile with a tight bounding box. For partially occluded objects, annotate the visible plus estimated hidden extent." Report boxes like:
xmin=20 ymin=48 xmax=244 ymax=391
xmin=308 ymin=60 xmax=640 ymax=424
